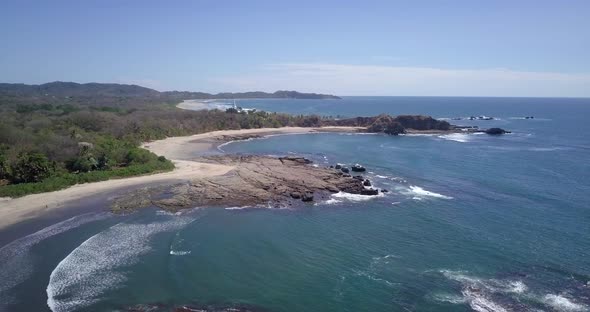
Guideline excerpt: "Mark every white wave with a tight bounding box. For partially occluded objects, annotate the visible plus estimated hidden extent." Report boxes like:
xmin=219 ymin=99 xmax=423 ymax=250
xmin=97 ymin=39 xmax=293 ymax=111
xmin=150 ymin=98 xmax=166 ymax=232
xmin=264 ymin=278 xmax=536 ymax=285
xmin=224 ymin=206 xmax=252 ymax=210
xmin=438 ymin=133 xmax=472 ymax=143
xmin=528 ymin=147 xmax=567 ymax=152
xmin=403 ymin=133 xmax=438 ymax=137
xmin=375 ymin=175 xmax=389 ymax=179
xmin=441 ymin=270 xmax=512 ymax=312
xmin=322 ymin=198 xmax=343 ymax=205
xmin=373 ymin=254 xmax=400 ymax=261
xmin=330 ymin=191 xmax=384 ymax=202
xmin=462 ymin=287 xmax=509 ymax=312
xmin=505 ymin=280 xmax=528 ymax=294
xmin=46 ymin=216 xmax=193 ymax=312
xmin=169 ymin=250 xmax=191 ymax=256
xmin=441 ymin=270 xmax=528 ymax=294
xmin=353 ymin=270 xmax=397 ymax=288
xmin=431 ymin=292 xmax=467 ymax=304
xmin=508 ymin=117 xmax=552 ymax=121
xmin=543 ymin=294 xmax=588 ymax=312
xmin=0 ymin=212 xmax=109 ymax=309
xmin=404 ymin=186 xmax=453 ymax=200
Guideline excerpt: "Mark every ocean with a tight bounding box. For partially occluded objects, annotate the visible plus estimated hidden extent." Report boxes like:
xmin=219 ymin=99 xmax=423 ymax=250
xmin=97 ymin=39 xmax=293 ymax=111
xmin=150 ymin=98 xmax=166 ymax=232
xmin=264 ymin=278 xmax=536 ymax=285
xmin=1 ymin=97 xmax=589 ymax=312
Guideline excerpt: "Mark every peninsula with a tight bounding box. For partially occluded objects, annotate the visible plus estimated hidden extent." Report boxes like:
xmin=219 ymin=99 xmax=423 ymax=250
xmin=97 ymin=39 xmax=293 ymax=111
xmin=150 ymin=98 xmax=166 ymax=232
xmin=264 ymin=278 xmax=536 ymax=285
xmin=0 ymin=82 xmax=508 ymax=229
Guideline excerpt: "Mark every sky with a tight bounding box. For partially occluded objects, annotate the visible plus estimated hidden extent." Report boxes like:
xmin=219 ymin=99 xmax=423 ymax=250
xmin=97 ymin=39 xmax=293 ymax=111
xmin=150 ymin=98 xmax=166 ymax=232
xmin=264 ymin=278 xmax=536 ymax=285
xmin=1 ymin=0 xmax=589 ymax=97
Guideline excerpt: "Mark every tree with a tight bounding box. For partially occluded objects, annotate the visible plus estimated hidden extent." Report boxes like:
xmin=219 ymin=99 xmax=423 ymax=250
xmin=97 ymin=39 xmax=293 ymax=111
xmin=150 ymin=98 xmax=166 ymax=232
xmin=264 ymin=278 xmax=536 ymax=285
xmin=11 ymin=152 xmax=53 ymax=183
xmin=68 ymin=155 xmax=98 ymax=172
xmin=0 ymin=153 xmax=11 ymax=181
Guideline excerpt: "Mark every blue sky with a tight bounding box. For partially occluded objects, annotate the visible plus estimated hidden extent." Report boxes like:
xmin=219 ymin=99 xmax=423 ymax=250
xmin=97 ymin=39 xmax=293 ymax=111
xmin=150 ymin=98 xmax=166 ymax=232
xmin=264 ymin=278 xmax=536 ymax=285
xmin=1 ymin=0 xmax=589 ymax=96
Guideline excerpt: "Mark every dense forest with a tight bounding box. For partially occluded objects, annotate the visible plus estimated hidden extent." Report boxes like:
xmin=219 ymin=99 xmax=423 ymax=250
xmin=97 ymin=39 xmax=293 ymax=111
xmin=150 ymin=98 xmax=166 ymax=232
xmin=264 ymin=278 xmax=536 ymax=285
xmin=0 ymin=82 xmax=344 ymax=197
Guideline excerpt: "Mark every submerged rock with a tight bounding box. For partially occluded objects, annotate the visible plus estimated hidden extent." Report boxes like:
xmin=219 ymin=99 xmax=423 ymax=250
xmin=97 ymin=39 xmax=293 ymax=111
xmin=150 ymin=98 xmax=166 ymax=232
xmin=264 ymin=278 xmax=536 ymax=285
xmin=301 ymin=193 xmax=314 ymax=202
xmin=361 ymin=188 xmax=379 ymax=195
xmin=351 ymin=164 xmax=366 ymax=172
xmin=485 ymin=127 xmax=510 ymax=135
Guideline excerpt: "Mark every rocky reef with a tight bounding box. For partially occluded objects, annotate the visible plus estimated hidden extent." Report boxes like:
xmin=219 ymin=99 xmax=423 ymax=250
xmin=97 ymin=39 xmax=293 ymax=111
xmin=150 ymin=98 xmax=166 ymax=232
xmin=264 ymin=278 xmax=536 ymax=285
xmin=111 ymin=156 xmax=379 ymax=212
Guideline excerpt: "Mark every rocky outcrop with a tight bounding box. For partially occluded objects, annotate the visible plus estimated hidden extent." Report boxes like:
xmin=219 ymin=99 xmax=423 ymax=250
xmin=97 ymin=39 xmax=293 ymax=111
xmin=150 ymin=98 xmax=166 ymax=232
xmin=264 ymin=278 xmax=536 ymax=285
xmin=351 ymin=164 xmax=366 ymax=172
xmin=484 ymin=128 xmax=510 ymax=135
xmin=142 ymin=155 xmax=373 ymax=211
xmin=363 ymin=114 xmax=451 ymax=135
xmin=394 ymin=115 xmax=451 ymax=131
xmin=361 ymin=188 xmax=379 ymax=195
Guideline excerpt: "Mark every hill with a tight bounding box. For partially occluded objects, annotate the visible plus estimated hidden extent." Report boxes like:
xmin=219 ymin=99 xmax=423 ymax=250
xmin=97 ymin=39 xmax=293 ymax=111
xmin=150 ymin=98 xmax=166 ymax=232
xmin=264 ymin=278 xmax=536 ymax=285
xmin=0 ymin=82 xmax=340 ymax=109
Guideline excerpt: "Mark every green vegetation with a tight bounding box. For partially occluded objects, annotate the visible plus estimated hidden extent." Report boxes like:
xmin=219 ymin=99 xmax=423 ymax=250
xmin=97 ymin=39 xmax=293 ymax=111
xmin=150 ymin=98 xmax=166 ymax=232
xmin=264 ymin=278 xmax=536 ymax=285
xmin=0 ymin=82 xmax=339 ymax=197
xmin=0 ymin=158 xmax=173 ymax=197
xmin=0 ymin=82 xmax=450 ymax=198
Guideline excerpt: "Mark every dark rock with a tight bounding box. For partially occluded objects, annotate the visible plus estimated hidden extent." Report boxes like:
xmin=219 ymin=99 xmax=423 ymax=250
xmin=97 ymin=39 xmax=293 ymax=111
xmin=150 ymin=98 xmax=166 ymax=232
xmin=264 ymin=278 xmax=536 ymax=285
xmin=381 ymin=189 xmax=389 ymax=193
xmin=325 ymin=185 xmax=339 ymax=193
xmin=343 ymin=173 xmax=351 ymax=177
xmin=353 ymin=175 xmax=364 ymax=181
xmin=363 ymin=179 xmax=372 ymax=187
xmin=301 ymin=193 xmax=314 ymax=202
xmin=290 ymin=192 xmax=301 ymax=199
xmin=485 ymin=127 xmax=510 ymax=135
xmin=361 ymin=188 xmax=379 ymax=195
xmin=279 ymin=156 xmax=312 ymax=164
xmin=329 ymin=165 xmax=334 ymax=168
xmin=364 ymin=114 xmax=451 ymax=135
xmin=351 ymin=164 xmax=366 ymax=172
xmin=335 ymin=164 xmax=342 ymax=169
xmin=341 ymin=167 xmax=350 ymax=173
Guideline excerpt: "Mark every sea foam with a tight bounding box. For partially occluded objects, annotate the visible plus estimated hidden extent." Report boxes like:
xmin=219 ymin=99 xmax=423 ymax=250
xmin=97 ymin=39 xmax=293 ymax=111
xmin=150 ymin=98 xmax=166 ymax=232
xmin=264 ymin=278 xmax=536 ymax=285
xmin=46 ymin=216 xmax=193 ymax=312
xmin=404 ymin=186 xmax=453 ymax=200
xmin=438 ymin=133 xmax=471 ymax=143
xmin=330 ymin=191 xmax=384 ymax=201
xmin=543 ymin=294 xmax=588 ymax=312
xmin=0 ymin=213 xmax=108 ymax=309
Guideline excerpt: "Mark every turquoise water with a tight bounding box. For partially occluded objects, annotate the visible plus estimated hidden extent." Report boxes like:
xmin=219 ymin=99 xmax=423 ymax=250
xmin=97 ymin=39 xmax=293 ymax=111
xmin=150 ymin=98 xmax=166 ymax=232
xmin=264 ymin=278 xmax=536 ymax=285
xmin=1 ymin=97 xmax=589 ymax=312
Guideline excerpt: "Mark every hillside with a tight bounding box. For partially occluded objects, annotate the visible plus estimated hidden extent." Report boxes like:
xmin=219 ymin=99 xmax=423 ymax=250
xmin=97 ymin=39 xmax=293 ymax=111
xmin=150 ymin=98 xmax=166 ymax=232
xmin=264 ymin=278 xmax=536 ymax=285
xmin=0 ymin=82 xmax=340 ymax=111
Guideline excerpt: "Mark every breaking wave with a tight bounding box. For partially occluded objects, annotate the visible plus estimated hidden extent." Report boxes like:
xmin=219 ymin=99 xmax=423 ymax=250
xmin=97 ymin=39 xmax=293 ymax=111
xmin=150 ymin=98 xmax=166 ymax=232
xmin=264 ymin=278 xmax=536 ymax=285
xmin=170 ymin=250 xmax=191 ymax=256
xmin=402 ymin=186 xmax=453 ymax=200
xmin=438 ymin=133 xmax=472 ymax=143
xmin=46 ymin=216 xmax=194 ymax=312
xmin=331 ymin=191 xmax=384 ymax=201
xmin=437 ymin=269 xmax=590 ymax=312
xmin=543 ymin=294 xmax=588 ymax=312
xmin=0 ymin=213 xmax=109 ymax=309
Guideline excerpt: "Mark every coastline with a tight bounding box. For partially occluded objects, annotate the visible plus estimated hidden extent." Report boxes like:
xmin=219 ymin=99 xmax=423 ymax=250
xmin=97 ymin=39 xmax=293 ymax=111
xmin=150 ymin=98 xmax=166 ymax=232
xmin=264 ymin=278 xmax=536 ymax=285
xmin=0 ymin=126 xmax=362 ymax=231
xmin=176 ymin=99 xmax=216 ymax=111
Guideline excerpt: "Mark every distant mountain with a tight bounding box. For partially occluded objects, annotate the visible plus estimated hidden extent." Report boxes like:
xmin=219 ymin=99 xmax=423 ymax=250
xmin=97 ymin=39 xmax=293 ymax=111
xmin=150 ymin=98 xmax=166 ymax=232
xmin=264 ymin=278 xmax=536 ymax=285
xmin=0 ymin=82 xmax=341 ymax=100
xmin=0 ymin=82 xmax=159 ymax=98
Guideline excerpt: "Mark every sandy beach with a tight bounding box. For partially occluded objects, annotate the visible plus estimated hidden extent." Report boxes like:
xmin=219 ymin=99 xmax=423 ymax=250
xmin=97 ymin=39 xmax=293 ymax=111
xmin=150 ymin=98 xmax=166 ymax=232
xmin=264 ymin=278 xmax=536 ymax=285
xmin=0 ymin=126 xmax=361 ymax=230
xmin=176 ymin=99 xmax=215 ymax=111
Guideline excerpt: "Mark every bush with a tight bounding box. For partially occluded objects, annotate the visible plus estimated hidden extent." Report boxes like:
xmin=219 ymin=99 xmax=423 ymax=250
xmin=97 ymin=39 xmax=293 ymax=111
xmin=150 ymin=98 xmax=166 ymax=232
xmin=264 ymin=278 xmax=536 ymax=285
xmin=0 ymin=159 xmax=174 ymax=197
xmin=68 ymin=155 xmax=98 ymax=172
xmin=125 ymin=148 xmax=155 ymax=165
xmin=10 ymin=152 xmax=53 ymax=183
xmin=0 ymin=153 xmax=10 ymax=180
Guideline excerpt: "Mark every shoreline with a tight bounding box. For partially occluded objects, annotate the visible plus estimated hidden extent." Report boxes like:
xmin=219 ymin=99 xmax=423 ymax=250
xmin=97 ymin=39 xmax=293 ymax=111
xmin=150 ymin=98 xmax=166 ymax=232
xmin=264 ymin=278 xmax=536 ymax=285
xmin=0 ymin=126 xmax=362 ymax=231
